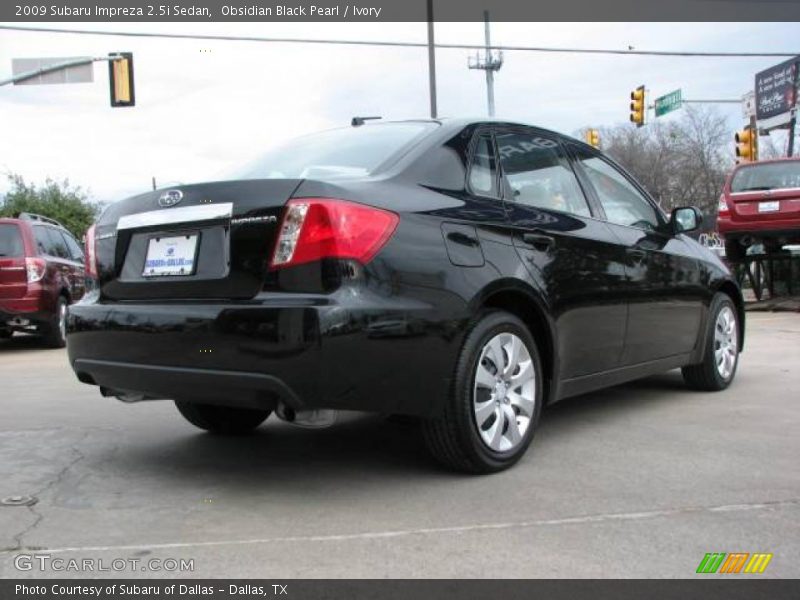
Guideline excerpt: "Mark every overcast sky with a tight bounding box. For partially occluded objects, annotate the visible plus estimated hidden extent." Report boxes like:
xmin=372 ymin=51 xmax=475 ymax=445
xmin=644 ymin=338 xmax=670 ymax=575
xmin=0 ymin=22 xmax=798 ymax=201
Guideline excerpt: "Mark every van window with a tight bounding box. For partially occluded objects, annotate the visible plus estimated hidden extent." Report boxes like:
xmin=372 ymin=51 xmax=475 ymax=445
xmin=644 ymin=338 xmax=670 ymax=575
xmin=0 ymin=224 xmax=24 ymax=257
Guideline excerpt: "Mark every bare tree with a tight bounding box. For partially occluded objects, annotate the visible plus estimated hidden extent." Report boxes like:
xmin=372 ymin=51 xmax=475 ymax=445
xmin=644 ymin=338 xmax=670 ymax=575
xmin=586 ymin=106 xmax=733 ymax=221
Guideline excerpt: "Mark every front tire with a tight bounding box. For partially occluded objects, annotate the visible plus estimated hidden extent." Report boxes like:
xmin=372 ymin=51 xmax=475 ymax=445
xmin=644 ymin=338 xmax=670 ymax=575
xmin=175 ymin=401 xmax=271 ymax=435
xmin=682 ymin=294 xmax=740 ymax=391
xmin=423 ymin=311 xmax=543 ymax=474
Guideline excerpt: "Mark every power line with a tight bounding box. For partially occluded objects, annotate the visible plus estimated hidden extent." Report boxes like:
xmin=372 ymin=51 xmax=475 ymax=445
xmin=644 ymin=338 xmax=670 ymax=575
xmin=0 ymin=25 xmax=796 ymax=58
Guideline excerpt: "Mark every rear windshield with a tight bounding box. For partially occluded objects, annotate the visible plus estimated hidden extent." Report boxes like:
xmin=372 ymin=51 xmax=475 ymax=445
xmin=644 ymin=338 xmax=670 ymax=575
xmin=731 ymin=161 xmax=800 ymax=193
xmin=0 ymin=224 xmax=24 ymax=257
xmin=234 ymin=122 xmax=438 ymax=180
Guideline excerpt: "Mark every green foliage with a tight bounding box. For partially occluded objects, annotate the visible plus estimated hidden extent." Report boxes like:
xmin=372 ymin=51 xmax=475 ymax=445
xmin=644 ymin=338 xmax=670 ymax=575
xmin=0 ymin=174 xmax=98 ymax=238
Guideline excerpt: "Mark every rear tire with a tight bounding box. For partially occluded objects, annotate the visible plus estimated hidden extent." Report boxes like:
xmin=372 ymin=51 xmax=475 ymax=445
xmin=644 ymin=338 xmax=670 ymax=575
xmin=682 ymin=294 xmax=740 ymax=391
xmin=423 ymin=310 xmax=543 ymax=474
xmin=43 ymin=296 xmax=68 ymax=348
xmin=175 ymin=401 xmax=271 ymax=435
xmin=724 ymin=238 xmax=746 ymax=262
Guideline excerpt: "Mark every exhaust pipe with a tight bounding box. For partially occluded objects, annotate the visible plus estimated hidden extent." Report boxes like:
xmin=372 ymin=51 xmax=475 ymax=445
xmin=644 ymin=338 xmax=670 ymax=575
xmin=275 ymin=403 xmax=337 ymax=429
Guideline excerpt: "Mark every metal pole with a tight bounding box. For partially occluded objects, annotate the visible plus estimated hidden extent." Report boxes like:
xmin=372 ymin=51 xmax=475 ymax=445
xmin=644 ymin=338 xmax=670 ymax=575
xmin=788 ymin=109 xmax=796 ymax=157
xmin=681 ymin=99 xmax=741 ymax=104
xmin=426 ymin=0 xmax=437 ymax=119
xmin=484 ymin=11 xmax=495 ymax=117
xmin=0 ymin=54 xmax=122 ymax=87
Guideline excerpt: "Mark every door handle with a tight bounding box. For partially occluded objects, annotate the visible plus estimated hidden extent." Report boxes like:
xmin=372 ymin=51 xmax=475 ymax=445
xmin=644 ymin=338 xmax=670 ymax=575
xmin=522 ymin=232 xmax=555 ymax=252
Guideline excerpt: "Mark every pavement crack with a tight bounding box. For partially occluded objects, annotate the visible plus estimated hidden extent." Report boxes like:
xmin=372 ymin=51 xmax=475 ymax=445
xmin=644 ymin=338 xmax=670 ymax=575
xmin=6 ymin=496 xmax=799 ymax=556
xmin=5 ymin=433 xmax=88 ymax=553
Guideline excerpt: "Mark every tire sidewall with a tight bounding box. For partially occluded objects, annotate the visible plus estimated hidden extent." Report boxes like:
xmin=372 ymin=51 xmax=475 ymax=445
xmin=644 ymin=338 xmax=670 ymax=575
xmin=455 ymin=311 xmax=543 ymax=470
xmin=46 ymin=297 xmax=68 ymax=348
xmin=706 ymin=295 xmax=739 ymax=389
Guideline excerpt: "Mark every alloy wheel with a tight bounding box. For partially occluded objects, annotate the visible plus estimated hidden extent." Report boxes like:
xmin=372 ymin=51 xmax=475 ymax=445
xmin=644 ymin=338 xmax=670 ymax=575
xmin=59 ymin=301 xmax=67 ymax=342
xmin=473 ymin=332 xmax=536 ymax=452
xmin=714 ymin=306 xmax=738 ymax=380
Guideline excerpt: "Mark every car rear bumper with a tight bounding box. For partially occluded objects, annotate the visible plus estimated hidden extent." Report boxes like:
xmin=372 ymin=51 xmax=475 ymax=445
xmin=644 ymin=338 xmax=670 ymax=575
xmin=66 ymin=290 xmax=458 ymax=417
xmin=718 ymin=218 xmax=800 ymax=240
xmin=0 ymin=294 xmax=51 ymax=328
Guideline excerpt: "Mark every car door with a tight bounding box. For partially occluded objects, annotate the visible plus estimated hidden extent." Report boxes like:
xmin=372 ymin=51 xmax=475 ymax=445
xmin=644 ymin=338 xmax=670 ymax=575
xmin=58 ymin=229 xmax=87 ymax=301
xmin=495 ymin=127 xmax=628 ymax=379
xmin=569 ymin=144 xmax=704 ymax=363
xmin=35 ymin=226 xmax=81 ymax=301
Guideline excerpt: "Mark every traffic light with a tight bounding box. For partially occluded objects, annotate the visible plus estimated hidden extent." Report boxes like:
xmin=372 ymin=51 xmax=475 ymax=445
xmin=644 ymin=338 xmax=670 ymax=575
xmin=735 ymin=128 xmax=757 ymax=163
xmin=585 ymin=128 xmax=600 ymax=148
xmin=108 ymin=52 xmax=135 ymax=107
xmin=630 ymin=85 xmax=645 ymax=127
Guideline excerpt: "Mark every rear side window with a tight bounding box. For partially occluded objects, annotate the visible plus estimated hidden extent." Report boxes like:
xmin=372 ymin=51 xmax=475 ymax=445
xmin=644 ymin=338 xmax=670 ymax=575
xmin=46 ymin=228 xmax=71 ymax=259
xmin=496 ymin=131 xmax=592 ymax=217
xmin=731 ymin=161 xmax=800 ymax=192
xmin=0 ymin=224 xmax=24 ymax=257
xmin=33 ymin=226 xmax=71 ymax=258
xmin=468 ymin=134 xmax=499 ymax=197
xmin=235 ymin=122 xmax=439 ymax=180
xmin=33 ymin=226 xmax=56 ymax=256
xmin=61 ymin=231 xmax=84 ymax=261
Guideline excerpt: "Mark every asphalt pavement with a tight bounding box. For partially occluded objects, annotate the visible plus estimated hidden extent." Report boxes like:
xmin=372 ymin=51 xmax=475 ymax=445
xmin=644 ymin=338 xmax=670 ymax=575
xmin=1 ymin=312 xmax=798 ymax=578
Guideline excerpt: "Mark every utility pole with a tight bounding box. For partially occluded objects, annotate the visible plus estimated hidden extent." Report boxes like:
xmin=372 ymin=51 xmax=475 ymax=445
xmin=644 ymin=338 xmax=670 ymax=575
xmin=468 ymin=11 xmax=504 ymax=117
xmin=426 ymin=0 xmax=437 ymax=119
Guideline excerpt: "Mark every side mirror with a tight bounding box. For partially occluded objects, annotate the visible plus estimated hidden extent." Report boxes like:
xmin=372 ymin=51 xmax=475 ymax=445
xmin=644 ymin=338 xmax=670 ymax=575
xmin=671 ymin=206 xmax=703 ymax=234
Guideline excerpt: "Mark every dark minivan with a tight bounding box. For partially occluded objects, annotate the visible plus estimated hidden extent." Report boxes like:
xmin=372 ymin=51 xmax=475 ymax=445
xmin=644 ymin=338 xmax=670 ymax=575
xmin=67 ymin=119 xmax=744 ymax=472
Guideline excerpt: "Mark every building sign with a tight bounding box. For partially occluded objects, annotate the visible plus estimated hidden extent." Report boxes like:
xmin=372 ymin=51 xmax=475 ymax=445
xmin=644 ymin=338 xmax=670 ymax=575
xmin=755 ymin=57 xmax=799 ymax=121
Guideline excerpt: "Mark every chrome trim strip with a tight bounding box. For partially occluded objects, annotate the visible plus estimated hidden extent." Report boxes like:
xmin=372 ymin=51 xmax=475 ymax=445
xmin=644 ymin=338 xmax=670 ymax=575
xmin=729 ymin=187 xmax=800 ymax=197
xmin=116 ymin=203 xmax=233 ymax=230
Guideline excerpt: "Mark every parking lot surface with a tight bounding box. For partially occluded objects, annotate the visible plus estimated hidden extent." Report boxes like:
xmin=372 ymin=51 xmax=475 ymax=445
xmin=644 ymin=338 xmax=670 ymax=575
xmin=1 ymin=312 xmax=798 ymax=578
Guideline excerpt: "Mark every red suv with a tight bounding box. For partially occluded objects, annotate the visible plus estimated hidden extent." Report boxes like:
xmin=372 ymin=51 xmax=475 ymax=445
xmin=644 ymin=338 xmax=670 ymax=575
xmin=718 ymin=157 xmax=800 ymax=260
xmin=0 ymin=213 xmax=87 ymax=347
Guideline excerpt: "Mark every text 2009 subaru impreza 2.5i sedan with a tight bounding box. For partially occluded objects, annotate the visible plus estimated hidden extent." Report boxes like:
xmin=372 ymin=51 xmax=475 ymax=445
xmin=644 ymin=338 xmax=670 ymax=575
xmin=67 ymin=119 xmax=744 ymax=473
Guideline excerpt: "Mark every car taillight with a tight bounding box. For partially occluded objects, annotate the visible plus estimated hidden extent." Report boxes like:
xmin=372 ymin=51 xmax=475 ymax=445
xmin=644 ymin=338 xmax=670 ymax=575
xmin=270 ymin=198 xmax=399 ymax=269
xmin=718 ymin=195 xmax=730 ymax=217
xmin=85 ymin=223 xmax=98 ymax=279
xmin=25 ymin=257 xmax=46 ymax=283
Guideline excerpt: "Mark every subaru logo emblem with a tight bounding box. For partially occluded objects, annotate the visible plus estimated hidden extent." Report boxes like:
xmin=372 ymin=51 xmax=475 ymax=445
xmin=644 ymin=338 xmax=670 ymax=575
xmin=158 ymin=190 xmax=183 ymax=208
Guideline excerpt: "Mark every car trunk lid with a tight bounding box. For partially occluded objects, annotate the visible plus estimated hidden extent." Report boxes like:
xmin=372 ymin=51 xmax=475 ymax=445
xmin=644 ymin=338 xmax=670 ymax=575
xmin=96 ymin=179 xmax=302 ymax=301
xmin=728 ymin=187 xmax=800 ymax=223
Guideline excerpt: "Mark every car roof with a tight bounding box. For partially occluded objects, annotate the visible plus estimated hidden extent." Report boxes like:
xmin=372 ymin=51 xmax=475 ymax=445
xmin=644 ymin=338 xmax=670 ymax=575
xmin=408 ymin=117 xmax=575 ymax=139
xmin=733 ymin=156 xmax=800 ymax=168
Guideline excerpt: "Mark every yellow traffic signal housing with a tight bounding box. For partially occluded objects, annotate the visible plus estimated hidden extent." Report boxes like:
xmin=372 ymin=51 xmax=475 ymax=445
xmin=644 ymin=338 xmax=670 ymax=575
xmin=630 ymin=85 xmax=645 ymax=127
xmin=735 ymin=128 xmax=757 ymax=162
xmin=108 ymin=52 xmax=135 ymax=107
xmin=585 ymin=128 xmax=600 ymax=148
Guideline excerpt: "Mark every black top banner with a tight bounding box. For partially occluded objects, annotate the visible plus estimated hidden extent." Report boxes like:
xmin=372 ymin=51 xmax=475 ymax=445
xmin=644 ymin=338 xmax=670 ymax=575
xmin=3 ymin=0 xmax=800 ymax=21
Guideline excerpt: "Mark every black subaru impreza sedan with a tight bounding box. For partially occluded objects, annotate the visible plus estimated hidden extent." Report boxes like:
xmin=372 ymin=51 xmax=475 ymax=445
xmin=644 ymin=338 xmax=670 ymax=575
xmin=67 ymin=118 xmax=744 ymax=473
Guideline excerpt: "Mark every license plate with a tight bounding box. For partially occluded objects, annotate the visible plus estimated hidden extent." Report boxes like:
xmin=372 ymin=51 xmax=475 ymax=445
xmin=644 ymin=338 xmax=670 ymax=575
xmin=758 ymin=200 xmax=780 ymax=213
xmin=143 ymin=234 xmax=198 ymax=277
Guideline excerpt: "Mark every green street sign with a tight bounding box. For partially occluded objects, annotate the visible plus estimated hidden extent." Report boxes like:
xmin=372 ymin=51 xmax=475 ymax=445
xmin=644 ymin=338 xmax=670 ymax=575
xmin=655 ymin=89 xmax=683 ymax=117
